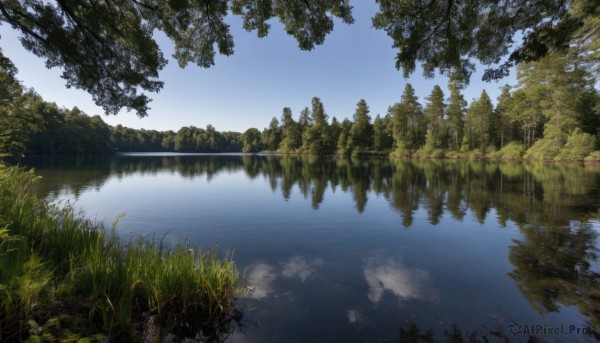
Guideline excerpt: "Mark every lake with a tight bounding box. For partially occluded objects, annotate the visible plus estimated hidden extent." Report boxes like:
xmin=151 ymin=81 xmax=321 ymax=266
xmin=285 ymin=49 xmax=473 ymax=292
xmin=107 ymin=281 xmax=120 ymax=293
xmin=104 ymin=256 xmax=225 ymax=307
xmin=23 ymin=153 xmax=600 ymax=342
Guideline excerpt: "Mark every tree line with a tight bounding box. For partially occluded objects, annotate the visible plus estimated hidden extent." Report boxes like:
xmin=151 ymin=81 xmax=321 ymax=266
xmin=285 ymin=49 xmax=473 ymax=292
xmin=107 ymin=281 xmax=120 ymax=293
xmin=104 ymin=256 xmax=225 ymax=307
xmin=243 ymin=50 xmax=600 ymax=160
xmin=2 ymin=49 xmax=599 ymax=160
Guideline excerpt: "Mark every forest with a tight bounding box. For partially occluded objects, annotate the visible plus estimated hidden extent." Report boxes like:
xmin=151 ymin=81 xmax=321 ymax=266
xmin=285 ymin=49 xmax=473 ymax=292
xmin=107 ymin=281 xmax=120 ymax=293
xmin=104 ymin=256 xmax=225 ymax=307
xmin=2 ymin=49 xmax=600 ymax=161
xmin=2 ymin=1 xmax=600 ymax=341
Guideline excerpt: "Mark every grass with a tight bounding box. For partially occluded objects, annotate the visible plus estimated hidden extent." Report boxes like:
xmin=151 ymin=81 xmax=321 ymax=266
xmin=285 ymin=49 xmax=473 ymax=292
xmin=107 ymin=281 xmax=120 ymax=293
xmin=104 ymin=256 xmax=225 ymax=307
xmin=0 ymin=164 xmax=239 ymax=342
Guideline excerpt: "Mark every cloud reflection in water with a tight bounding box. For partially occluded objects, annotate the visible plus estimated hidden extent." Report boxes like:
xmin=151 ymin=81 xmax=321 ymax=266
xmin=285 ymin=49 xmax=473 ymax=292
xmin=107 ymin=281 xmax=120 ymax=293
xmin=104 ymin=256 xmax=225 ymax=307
xmin=281 ymin=256 xmax=324 ymax=282
xmin=245 ymin=256 xmax=324 ymax=299
xmin=363 ymin=257 xmax=438 ymax=304
xmin=245 ymin=263 xmax=276 ymax=299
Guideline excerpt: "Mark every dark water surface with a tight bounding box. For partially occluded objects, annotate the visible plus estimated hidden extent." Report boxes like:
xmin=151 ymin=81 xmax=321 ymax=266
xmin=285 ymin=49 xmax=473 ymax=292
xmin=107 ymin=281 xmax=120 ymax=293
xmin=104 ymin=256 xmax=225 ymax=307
xmin=23 ymin=153 xmax=600 ymax=342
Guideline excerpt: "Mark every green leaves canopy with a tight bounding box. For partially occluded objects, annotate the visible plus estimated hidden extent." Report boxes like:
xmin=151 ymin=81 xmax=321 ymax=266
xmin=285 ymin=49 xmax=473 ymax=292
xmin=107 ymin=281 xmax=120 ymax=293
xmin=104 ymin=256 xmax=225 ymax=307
xmin=3 ymin=0 xmax=597 ymax=117
xmin=0 ymin=0 xmax=352 ymax=117
xmin=372 ymin=0 xmax=596 ymax=82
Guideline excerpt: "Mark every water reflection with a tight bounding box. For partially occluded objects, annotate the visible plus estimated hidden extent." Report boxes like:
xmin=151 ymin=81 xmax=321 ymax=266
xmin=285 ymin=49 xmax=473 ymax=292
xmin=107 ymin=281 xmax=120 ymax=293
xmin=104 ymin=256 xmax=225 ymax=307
xmin=22 ymin=154 xmax=600 ymax=334
xmin=245 ymin=255 xmax=324 ymax=299
xmin=280 ymin=256 xmax=324 ymax=282
xmin=364 ymin=256 xmax=438 ymax=304
xmin=25 ymin=155 xmax=600 ymax=226
xmin=509 ymin=222 xmax=600 ymax=329
xmin=245 ymin=263 xmax=276 ymax=300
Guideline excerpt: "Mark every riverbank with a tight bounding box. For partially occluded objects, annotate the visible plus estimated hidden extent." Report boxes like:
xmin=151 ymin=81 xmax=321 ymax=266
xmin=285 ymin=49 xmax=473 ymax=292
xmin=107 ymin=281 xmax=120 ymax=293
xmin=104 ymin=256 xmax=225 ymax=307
xmin=0 ymin=164 xmax=239 ymax=342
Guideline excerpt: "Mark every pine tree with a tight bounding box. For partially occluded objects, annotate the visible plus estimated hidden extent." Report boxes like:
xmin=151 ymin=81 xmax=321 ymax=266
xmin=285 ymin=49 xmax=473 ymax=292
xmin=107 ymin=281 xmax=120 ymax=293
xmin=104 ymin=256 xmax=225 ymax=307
xmin=446 ymin=71 xmax=466 ymax=150
xmin=423 ymin=85 xmax=446 ymax=150
xmin=280 ymin=107 xmax=302 ymax=152
xmin=392 ymin=84 xmax=424 ymax=154
xmin=347 ymin=99 xmax=373 ymax=154
xmin=463 ymin=90 xmax=494 ymax=151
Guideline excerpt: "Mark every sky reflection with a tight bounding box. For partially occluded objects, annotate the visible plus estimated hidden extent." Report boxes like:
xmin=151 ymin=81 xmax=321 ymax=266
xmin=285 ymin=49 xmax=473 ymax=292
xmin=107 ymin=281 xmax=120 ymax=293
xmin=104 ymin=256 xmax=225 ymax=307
xmin=363 ymin=256 xmax=438 ymax=304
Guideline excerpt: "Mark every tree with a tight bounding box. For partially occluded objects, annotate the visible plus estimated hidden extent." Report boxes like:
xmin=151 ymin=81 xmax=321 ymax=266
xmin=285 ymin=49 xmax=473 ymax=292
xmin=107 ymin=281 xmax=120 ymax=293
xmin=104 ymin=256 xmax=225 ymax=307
xmin=495 ymin=85 xmax=514 ymax=148
xmin=279 ymin=107 xmax=302 ymax=152
xmin=373 ymin=114 xmax=393 ymax=151
xmin=337 ymin=118 xmax=353 ymax=155
xmin=463 ymin=90 xmax=494 ymax=151
xmin=328 ymin=116 xmax=343 ymax=152
xmin=372 ymin=0 xmax=597 ymax=82
xmin=0 ymin=49 xmax=44 ymax=157
xmin=0 ymin=1 xmax=353 ymax=117
xmin=242 ymin=128 xmax=262 ymax=152
xmin=206 ymin=124 xmax=222 ymax=152
xmin=446 ymin=73 xmax=467 ymax=150
xmin=298 ymin=107 xmax=313 ymax=135
xmin=0 ymin=91 xmax=44 ymax=157
xmin=347 ymin=99 xmax=373 ymax=154
xmin=508 ymin=89 xmax=545 ymax=149
xmin=302 ymin=97 xmax=332 ymax=154
xmin=3 ymin=0 xmax=596 ymax=118
xmin=517 ymin=50 xmax=595 ymax=159
xmin=423 ymin=85 xmax=446 ymax=150
xmin=261 ymin=117 xmax=281 ymax=151
xmin=391 ymin=84 xmax=424 ymax=154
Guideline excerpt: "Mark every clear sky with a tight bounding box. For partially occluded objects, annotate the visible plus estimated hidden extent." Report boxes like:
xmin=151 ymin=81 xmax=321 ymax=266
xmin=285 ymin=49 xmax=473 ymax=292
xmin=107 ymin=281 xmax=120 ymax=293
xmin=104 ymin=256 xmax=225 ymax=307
xmin=0 ymin=2 xmax=516 ymax=133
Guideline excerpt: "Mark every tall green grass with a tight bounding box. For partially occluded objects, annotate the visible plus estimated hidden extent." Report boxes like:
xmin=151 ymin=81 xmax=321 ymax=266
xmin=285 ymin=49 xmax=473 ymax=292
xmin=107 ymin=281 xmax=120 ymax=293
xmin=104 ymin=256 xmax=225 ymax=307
xmin=0 ymin=164 xmax=239 ymax=342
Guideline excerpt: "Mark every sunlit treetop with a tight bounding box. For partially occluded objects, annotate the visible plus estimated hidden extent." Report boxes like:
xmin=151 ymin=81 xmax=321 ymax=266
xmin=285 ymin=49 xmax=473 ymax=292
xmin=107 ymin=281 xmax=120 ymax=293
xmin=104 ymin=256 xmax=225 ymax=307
xmin=0 ymin=0 xmax=597 ymax=117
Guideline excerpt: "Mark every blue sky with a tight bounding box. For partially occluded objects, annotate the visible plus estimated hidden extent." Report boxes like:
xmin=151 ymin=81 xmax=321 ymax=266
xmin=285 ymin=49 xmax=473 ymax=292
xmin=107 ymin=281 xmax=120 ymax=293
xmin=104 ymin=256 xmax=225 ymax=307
xmin=0 ymin=2 xmax=516 ymax=133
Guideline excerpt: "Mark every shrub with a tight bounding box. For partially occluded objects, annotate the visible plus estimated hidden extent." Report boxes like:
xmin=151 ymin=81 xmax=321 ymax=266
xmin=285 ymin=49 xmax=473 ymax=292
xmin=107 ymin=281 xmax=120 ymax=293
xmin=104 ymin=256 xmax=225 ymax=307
xmin=585 ymin=151 xmax=600 ymax=162
xmin=555 ymin=129 xmax=597 ymax=161
xmin=524 ymin=137 xmax=562 ymax=160
xmin=497 ymin=142 xmax=525 ymax=159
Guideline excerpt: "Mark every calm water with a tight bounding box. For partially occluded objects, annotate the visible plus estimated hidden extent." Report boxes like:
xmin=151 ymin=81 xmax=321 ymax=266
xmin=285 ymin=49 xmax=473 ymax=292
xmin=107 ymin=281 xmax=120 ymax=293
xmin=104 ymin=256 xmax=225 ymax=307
xmin=23 ymin=154 xmax=600 ymax=342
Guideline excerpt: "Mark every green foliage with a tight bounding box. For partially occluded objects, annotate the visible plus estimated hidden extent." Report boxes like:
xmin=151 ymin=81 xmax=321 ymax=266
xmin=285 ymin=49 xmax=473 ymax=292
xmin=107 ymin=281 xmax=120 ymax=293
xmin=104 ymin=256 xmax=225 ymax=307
xmin=302 ymin=97 xmax=334 ymax=155
xmin=446 ymin=72 xmax=466 ymax=150
xmin=495 ymin=85 xmax=515 ymax=148
xmin=462 ymin=90 xmax=494 ymax=151
xmin=0 ymin=1 xmax=355 ymax=116
xmin=423 ymin=85 xmax=446 ymax=150
xmin=515 ymin=51 xmax=594 ymax=151
xmin=242 ymin=128 xmax=262 ymax=152
xmin=555 ymin=129 xmax=598 ymax=160
xmin=495 ymin=142 xmax=526 ymax=159
xmin=2 ymin=0 xmax=599 ymax=118
xmin=585 ymin=151 xmax=600 ymax=162
xmin=413 ymin=147 xmax=446 ymax=159
xmin=372 ymin=0 xmax=592 ymax=82
xmin=0 ymin=50 xmax=44 ymax=157
xmin=346 ymin=99 xmax=373 ymax=154
xmin=0 ymin=165 xmax=239 ymax=341
xmin=261 ymin=117 xmax=282 ymax=151
xmin=391 ymin=84 xmax=425 ymax=151
xmin=372 ymin=114 xmax=393 ymax=152
xmin=336 ymin=118 xmax=352 ymax=155
xmin=524 ymin=137 xmax=562 ymax=160
xmin=391 ymin=142 xmax=412 ymax=158
xmin=279 ymin=107 xmax=302 ymax=152
xmin=2 ymin=45 xmax=600 ymax=161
